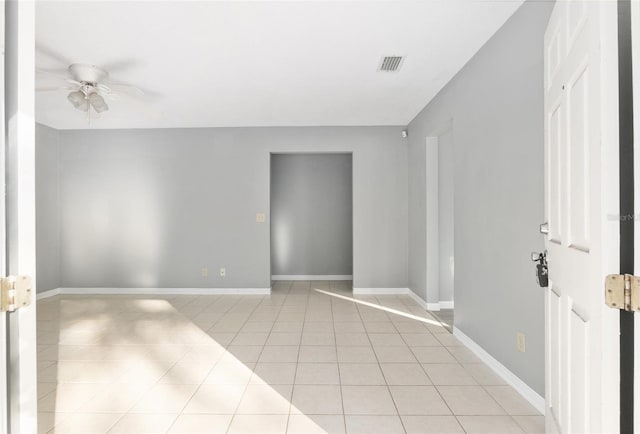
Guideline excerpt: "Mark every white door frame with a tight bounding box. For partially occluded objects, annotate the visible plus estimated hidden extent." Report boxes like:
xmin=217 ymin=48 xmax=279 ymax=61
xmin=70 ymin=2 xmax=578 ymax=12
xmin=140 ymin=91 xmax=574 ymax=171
xmin=425 ymin=120 xmax=454 ymax=311
xmin=631 ymin=0 xmax=640 ymax=426
xmin=1 ymin=1 xmax=8 ymax=430
xmin=611 ymin=0 xmax=636 ymax=430
xmin=425 ymin=136 xmax=439 ymax=309
xmin=4 ymin=1 xmax=37 ymax=433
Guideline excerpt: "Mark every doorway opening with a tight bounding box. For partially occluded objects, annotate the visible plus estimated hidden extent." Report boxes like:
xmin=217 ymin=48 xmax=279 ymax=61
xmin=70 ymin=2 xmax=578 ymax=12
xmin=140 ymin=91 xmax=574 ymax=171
xmin=426 ymin=127 xmax=455 ymax=330
xmin=269 ymin=153 xmax=353 ymax=288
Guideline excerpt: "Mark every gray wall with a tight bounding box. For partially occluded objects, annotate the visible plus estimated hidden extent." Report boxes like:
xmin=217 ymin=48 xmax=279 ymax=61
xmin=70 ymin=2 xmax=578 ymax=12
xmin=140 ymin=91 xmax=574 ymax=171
xmin=407 ymin=0 xmax=552 ymax=395
xmin=271 ymin=154 xmax=353 ymax=276
xmin=43 ymin=126 xmax=406 ymax=289
xmin=35 ymin=124 xmax=61 ymax=292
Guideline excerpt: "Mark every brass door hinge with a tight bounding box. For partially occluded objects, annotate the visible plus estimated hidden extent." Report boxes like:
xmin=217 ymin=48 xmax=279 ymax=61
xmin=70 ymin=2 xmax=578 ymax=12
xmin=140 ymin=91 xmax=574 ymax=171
xmin=0 ymin=275 xmax=32 ymax=312
xmin=605 ymin=274 xmax=640 ymax=312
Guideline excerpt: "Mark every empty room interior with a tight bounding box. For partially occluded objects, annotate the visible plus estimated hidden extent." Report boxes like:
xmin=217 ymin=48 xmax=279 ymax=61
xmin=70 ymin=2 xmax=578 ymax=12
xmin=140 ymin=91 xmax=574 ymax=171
xmin=25 ymin=0 xmax=595 ymax=432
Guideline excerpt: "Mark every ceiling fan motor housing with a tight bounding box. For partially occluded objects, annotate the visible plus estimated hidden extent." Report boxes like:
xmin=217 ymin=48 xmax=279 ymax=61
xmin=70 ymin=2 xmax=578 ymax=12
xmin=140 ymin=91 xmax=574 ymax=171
xmin=68 ymin=63 xmax=109 ymax=85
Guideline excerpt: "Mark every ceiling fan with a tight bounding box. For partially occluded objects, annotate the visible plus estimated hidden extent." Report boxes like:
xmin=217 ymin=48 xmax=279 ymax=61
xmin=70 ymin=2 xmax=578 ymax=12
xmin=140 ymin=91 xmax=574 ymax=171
xmin=37 ymin=62 xmax=148 ymax=120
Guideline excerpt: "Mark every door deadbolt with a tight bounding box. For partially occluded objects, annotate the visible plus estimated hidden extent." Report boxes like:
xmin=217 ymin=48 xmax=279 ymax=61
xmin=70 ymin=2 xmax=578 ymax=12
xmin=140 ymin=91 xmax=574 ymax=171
xmin=531 ymin=251 xmax=548 ymax=288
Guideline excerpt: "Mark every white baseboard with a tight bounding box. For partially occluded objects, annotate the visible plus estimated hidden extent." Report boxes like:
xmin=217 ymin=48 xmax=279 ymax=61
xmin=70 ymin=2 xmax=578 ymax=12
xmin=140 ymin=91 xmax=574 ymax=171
xmin=422 ymin=300 xmax=455 ymax=311
xmin=37 ymin=287 xmax=271 ymax=298
xmin=272 ymin=275 xmax=352 ymax=281
xmin=439 ymin=300 xmax=454 ymax=309
xmin=403 ymin=290 xmax=454 ymax=312
xmin=352 ymin=287 xmax=409 ymax=295
xmin=36 ymin=288 xmax=61 ymax=300
xmin=354 ymin=288 xmax=449 ymax=314
xmin=404 ymin=290 xmax=431 ymax=310
xmin=453 ymin=327 xmax=545 ymax=414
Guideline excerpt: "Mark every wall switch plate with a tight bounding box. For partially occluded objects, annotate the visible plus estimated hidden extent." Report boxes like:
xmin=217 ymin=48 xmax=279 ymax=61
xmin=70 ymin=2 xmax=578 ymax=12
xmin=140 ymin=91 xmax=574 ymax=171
xmin=517 ymin=332 xmax=526 ymax=353
xmin=220 ymin=267 xmax=226 ymax=278
xmin=256 ymin=213 xmax=266 ymax=223
xmin=201 ymin=268 xmax=208 ymax=277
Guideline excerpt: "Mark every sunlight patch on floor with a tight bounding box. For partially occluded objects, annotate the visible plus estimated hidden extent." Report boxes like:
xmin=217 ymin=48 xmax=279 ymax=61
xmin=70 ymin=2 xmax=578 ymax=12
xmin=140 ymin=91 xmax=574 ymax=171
xmin=37 ymin=297 xmax=325 ymax=434
xmin=313 ymin=288 xmax=443 ymax=328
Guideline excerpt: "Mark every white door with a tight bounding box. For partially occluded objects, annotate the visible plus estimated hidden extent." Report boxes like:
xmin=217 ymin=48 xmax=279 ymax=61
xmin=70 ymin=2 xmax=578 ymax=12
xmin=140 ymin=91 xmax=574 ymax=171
xmin=544 ymin=1 xmax=621 ymax=433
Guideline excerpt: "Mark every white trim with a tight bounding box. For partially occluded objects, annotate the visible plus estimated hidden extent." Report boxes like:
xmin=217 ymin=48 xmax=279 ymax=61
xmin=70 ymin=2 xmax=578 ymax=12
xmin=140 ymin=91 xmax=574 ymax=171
xmin=36 ymin=288 xmax=60 ymax=300
xmin=402 ymin=290 xmax=455 ymax=312
xmin=631 ymin=0 xmax=640 ymax=425
xmin=453 ymin=327 xmax=545 ymax=414
xmin=439 ymin=300 xmax=454 ymax=309
xmin=404 ymin=289 xmax=432 ymax=311
xmin=352 ymin=287 xmax=409 ymax=295
xmin=272 ymin=275 xmax=352 ymax=281
xmin=423 ymin=301 xmax=455 ymax=311
xmin=6 ymin=3 xmax=37 ymax=432
xmin=37 ymin=287 xmax=271 ymax=297
xmin=354 ymin=288 xmax=449 ymax=314
xmin=426 ymin=136 xmax=440 ymax=307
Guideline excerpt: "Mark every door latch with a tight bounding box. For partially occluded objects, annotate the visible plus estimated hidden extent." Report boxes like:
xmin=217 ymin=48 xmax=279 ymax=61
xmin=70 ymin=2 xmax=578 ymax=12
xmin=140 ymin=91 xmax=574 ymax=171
xmin=605 ymin=274 xmax=640 ymax=312
xmin=0 ymin=276 xmax=32 ymax=312
xmin=532 ymin=251 xmax=548 ymax=288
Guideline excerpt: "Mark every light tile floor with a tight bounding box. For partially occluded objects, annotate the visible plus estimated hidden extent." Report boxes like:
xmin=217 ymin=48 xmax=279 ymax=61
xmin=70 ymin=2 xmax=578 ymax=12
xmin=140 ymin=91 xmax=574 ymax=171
xmin=36 ymin=281 xmax=543 ymax=434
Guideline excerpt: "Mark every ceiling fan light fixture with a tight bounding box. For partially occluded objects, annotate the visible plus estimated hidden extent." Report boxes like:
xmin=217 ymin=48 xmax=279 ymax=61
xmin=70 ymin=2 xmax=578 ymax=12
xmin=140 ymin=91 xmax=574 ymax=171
xmin=88 ymin=92 xmax=109 ymax=113
xmin=67 ymin=90 xmax=88 ymax=110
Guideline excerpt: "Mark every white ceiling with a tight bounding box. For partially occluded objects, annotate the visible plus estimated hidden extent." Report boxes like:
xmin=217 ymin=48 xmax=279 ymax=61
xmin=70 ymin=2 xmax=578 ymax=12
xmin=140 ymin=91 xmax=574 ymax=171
xmin=36 ymin=0 xmax=524 ymax=130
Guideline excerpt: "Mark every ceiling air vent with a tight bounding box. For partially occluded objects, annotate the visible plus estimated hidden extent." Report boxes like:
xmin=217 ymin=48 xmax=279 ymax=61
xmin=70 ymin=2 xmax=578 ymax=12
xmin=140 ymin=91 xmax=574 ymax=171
xmin=378 ymin=56 xmax=404 ymax=72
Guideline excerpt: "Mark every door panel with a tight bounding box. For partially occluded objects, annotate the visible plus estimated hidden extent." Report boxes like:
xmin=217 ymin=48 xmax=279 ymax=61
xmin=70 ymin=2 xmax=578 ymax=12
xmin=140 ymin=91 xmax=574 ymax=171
xmin=548 ymin=289 xmax=562 ymax=428
xmin=567 ymin=65 xmax=590 ymax=251
xmin=544 ymin=1 xmax=619 ymax=432
xmin=567 ymin=1 xmax=587 ymax=50
xmin=548 ymin=102 xmax=563 ymax=243
xmin=569 ymin=308 xmax=589 ymax=434
xmin=546 ymin=11 xmax=563 ymax=92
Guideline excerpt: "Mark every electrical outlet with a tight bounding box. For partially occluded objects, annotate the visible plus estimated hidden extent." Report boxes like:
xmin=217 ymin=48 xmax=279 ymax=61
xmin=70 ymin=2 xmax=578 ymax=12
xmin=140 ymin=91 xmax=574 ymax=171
xmin=256 ymin=213 xmax=266 ymax=223
xmin=517 ymin=332 xmax=526 ymax=353
xmin=220 ymin=267 xmax=226 ymax=278
xmin=201 ymin=268 xmax=208 ymax=277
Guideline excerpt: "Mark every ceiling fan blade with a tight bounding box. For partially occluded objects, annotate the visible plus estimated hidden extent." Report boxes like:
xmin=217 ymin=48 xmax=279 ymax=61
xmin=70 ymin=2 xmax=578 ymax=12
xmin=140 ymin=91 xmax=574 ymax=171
xmin=96 ymin=83 xmax=116 ymax=95
xmin=65 ymin=79 xmax=83 ymax=87
xmin=106 ymin=82 xmax=145 ymax=96
xmin=36 ymin=68 xmax=71 ymax=81
xmin=110 ymin=91 xmax=164 ymax=119
xmin=36 ymin=43 xmax=72 ymax=67
xmin=100 ymin=59 xmax=138 ymax=74
xmin=109 ymin=83 xmax=162 ymax=103
xmin=36 ymin=86 xmax=72 ymax=92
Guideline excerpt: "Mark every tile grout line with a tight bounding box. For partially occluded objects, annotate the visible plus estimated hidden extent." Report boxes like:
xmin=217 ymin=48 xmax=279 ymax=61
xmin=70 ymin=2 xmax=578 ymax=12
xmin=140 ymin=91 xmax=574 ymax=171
xmin=379 ymin=294 xmax=461 ymax=432
xmin=355 ymin=295 xmax=408 ymax=434
xmin=224 ymin=291 xmax=280 ymax=433
xmin=171 ymin=293 xmax=256 ymax=434
xmin=328 ymin=281 xmax=348 ymax=434
xmin=284 ymin=279 xmax=303 ymax=434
